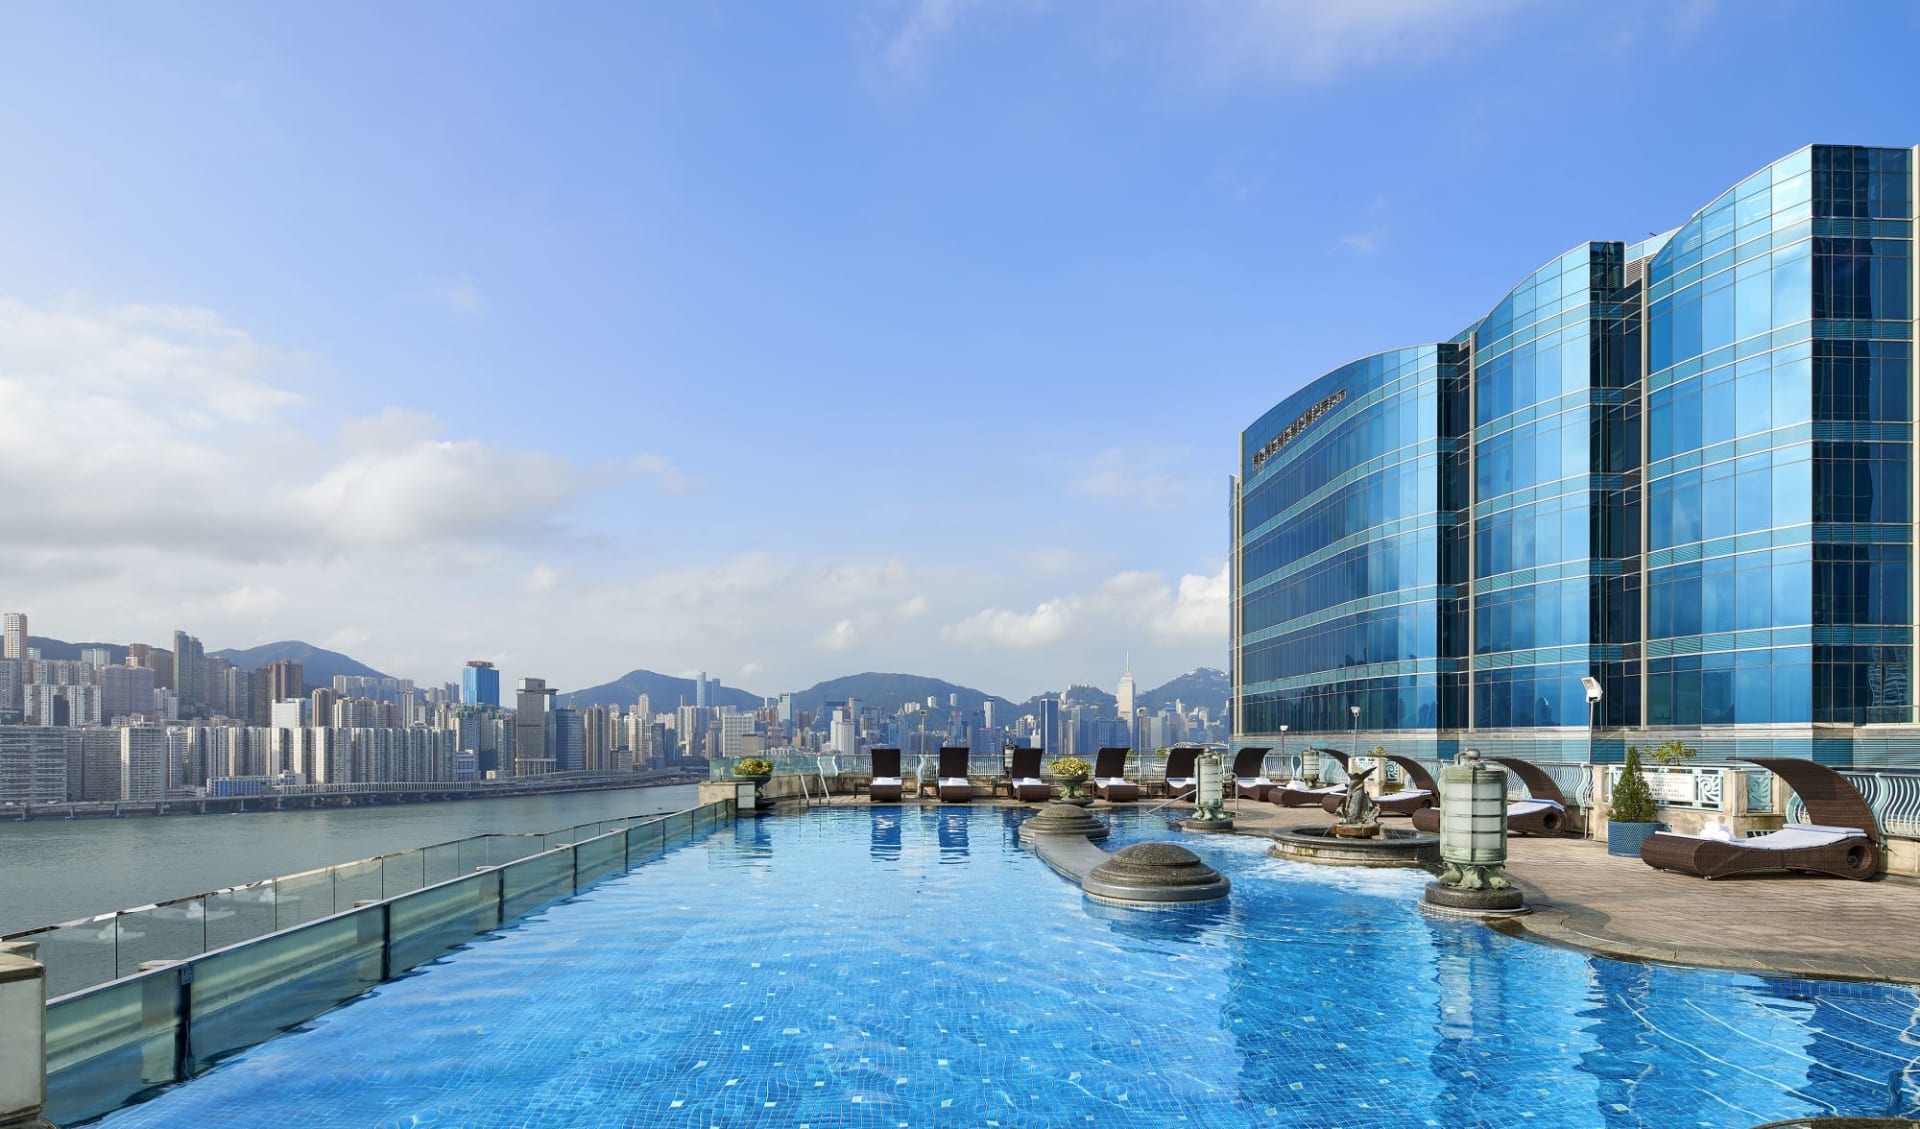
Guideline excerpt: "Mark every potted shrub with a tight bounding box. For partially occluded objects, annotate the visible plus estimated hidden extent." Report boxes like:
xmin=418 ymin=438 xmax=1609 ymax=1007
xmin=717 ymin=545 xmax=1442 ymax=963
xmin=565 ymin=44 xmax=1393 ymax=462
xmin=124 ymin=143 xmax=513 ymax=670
xmin=1606 ymin=745 xmax=1664 ymax=858
xmin=733 ymin=758 xmax=774 ymax=787
xmin=1051 ymin=756 xmax=1093 ymax=803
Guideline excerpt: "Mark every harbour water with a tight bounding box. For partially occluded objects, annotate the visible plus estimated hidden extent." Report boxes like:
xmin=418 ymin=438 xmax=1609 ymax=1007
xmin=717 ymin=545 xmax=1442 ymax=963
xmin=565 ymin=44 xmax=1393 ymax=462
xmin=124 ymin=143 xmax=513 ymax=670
xmin=0 ymin=783 xmax=699 ymax=934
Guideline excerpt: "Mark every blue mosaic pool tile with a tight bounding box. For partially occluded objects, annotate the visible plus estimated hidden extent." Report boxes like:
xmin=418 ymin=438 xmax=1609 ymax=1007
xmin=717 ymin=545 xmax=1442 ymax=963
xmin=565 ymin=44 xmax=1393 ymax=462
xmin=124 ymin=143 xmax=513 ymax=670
xmin=92 ymin=806 xmax=1920 ymax=1128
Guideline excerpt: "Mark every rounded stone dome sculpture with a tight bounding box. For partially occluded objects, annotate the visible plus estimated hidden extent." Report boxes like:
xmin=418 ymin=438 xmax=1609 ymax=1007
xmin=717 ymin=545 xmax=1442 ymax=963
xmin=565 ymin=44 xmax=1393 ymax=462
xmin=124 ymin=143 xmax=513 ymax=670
xmin=1018 ymin=803 xmax=1110 ymax=842
xmin=1083 ymin=841 xmax=1230 ymax=905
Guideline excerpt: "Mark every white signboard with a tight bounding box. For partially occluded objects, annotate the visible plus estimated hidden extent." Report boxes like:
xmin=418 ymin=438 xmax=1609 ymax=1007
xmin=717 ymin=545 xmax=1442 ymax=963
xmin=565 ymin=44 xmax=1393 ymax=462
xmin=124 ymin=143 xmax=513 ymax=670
xmin=1644 ymin=772 xmax=1697 ymax=805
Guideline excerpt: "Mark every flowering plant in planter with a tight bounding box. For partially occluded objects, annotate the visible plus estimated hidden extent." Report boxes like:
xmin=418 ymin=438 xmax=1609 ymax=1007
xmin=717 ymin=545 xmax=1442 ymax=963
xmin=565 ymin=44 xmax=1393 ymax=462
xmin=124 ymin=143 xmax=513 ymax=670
xmin=733 ymin=758 xmax=773 ymax=780
xmin=1050 ymin=756 xmax=1093 ymax=798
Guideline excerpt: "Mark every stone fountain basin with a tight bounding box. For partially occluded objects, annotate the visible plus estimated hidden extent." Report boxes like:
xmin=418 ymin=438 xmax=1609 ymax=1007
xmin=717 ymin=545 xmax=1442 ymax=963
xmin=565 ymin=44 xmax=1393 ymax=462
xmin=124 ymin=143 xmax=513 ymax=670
xmin=1269 ymin=825 xmax=1439 ymax=868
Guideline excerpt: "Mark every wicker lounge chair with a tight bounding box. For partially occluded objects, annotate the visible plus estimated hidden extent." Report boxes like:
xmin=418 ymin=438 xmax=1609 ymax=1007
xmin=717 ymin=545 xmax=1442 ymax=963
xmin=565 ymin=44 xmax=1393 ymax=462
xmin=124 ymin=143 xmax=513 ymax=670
xmin=1640 ymin=758 xmax=1883 ymax=880
xmin=1007 ymin=746 xmax=1051 ymax=802
xmin=1320 ymin=754 xmax=1436 ymax=816
xmin=1163 ymin=746 xmax=1200 ymax=799
xmin=1092 ymin=747 xmax=1140 ymax=803
xmin=1410 ymin=756 xmax=1568 ymax=835
xmin=1276 ymin=748 xmax=1346 ymax=807
xmin=868 ymin=746 xmax=903 ymax=803
xmin=937 ymin=747 xmax=974 ymax=803
xmin=1232 ymin=747 xmax=1276 ymax=801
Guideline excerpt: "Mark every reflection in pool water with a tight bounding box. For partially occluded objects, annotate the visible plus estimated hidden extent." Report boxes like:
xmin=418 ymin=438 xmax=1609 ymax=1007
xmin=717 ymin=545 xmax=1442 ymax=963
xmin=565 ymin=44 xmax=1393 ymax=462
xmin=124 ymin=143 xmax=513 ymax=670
xmin=92 ymin=806 xmax=1920 ymax=1128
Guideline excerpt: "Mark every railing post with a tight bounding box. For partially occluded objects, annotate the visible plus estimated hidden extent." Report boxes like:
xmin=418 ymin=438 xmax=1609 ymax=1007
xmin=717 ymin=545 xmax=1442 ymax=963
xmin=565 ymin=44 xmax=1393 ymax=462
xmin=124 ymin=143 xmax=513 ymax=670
xmin=0 ymin=941 xmax=55 ymax=1129
xmin=172 ymin=964 xmax=194 ymax=1083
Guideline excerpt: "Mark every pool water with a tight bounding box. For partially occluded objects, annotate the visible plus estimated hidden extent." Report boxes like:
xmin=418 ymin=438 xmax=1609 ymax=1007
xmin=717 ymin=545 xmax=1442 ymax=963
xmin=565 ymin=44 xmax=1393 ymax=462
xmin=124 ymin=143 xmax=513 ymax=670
xmin=94 ymin=806 xmax=1920 ymax=1128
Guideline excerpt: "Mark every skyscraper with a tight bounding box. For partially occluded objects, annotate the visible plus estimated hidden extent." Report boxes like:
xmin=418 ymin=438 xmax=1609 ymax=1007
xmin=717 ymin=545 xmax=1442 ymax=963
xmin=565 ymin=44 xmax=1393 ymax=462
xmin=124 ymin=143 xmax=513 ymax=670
xmin=514 ymin=677 xmax=556 ymax=775
xmin=695 ymin=671 xmax=708 ymax=709
xmin=463 ymin=660 xmax=501 ymax=708
xmin=1115 ymin=658 xmax=1136 ymax=740
xmin=1035 ymin=697 xmax=1061 ymax=756
xmin=1232 ymin=143 xmax=1920 ymax=769
xmin=3 ymin=612 xmax=27 ymax=661
xmin=553 ymin=706 xmax=583 ymax=773
xmin=172 ymin=631 xmax=206 ymax=710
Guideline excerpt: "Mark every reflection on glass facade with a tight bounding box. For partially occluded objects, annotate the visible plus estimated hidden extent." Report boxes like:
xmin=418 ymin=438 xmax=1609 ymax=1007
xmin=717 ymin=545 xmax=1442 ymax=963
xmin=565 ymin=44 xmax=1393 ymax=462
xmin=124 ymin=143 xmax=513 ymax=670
xmin=1231 ymin=144 xmax=1919 ymax=767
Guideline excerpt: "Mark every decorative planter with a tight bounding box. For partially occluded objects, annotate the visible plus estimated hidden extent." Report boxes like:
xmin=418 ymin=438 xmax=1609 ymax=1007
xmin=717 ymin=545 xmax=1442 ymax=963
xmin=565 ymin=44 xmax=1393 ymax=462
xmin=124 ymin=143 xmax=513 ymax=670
xmin=1058 ymin=778 xmax=1089 ymax=801
xmin=1607 ymin=820 xmax=1665 ymax=858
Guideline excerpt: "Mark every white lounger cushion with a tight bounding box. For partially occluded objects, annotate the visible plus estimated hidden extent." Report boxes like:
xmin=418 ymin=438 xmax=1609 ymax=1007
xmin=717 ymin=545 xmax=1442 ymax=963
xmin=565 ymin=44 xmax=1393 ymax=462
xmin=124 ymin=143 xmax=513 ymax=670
xmin=939 ymin=777 xmax=969 ymax=787
xmin=1508 ymin=798 xmax=1565 ymax=815
xmin=1095 ymin=777 xmax=1129 ymax=786
xmin=1661 ymin=824 xmax=1863 ymax=849
xmin=1388 ymin=789 xmax=1433 ymax=800
xmin=871 ymin=777 xmax=902 ymax=787
xmin=1012 ymin=777 xmax=1044 ymax=787
xmin=1281 ymin=781 xmax=1343 ymax=794
xmin=1237 ymin=776 xmax=1274 ymax=787
xmin=1742 ymin=824 xmax=1865 ymax=849
xmin=1166 ymin=776 xmax=1196 ymax=788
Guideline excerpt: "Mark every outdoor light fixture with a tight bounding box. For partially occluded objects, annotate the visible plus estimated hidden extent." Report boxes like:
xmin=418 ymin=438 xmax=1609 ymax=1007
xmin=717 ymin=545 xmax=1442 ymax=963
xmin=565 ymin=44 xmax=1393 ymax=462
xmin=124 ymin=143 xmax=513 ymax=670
xmin=1426 ymin=749 xmax=1524 ymax=913
xmin=1278 ymin=723 xmax=1289 ymax=779
xmin=1194 ymin=751 xmax=1227 ymax=824
xmin=1349 ymin=705 xmax=1361 ymax=785
xmin=1301 ymin=745 xmax=1321 ymax=786
xmin=1581 ymin=675 xmax=1604 ymax=771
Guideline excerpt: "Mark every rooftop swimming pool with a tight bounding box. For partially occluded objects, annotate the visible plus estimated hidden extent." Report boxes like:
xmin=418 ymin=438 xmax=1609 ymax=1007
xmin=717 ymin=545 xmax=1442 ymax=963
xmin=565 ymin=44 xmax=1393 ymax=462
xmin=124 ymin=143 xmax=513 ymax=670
xmin=91 ymin=806 xmax=1920 ymax=1128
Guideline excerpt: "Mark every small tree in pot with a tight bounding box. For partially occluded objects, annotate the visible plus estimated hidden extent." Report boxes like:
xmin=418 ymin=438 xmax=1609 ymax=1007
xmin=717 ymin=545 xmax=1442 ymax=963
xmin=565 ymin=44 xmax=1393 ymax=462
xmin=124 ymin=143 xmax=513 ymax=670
xmin=1607 ymin=746 xmax=1663 ymax=858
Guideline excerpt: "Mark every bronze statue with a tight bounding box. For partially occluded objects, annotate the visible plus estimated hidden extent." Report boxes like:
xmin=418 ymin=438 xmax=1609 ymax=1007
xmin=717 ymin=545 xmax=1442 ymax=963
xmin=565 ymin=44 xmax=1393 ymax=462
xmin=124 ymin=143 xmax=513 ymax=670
xmin=1337 ymin=766 xmax=1379 ymax=828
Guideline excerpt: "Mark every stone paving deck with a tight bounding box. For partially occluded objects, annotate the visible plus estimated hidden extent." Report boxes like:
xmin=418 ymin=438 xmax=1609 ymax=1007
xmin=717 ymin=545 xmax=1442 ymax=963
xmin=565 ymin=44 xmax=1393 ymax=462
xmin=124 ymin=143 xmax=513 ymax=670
xmin=808 ymin=792 xmax=1920 ymax=984
xmin=1218 ymin=795 xmax=1920 ymax=984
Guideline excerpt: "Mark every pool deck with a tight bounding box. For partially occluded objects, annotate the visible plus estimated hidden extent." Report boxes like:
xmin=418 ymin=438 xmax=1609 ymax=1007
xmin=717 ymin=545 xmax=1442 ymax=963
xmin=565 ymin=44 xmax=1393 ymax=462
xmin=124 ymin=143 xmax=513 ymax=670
xmin=1219 ymin=798 xmax=1920 ymax=985
xmin=822 ymin=794 xmax=1920 ymax=985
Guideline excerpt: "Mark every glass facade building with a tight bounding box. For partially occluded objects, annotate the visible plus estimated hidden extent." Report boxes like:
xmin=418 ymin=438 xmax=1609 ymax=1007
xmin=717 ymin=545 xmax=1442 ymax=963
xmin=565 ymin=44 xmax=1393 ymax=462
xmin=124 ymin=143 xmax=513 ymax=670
xmin=1231 ymin=145 xmax=1920 ymax=767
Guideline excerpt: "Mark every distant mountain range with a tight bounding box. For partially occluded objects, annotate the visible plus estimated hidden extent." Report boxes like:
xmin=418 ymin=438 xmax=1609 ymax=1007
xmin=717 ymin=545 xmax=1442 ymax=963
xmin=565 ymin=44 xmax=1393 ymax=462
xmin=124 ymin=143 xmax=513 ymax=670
xmin=562 ymin=669 xmax=762 ymax=712
xmin=23 ymin=631 xmax=1226 ymax=719
xmin=1138 ymin=667 xmax=1229 ymax=716
xmin=208 ymin=641 xmax=390 ymax=688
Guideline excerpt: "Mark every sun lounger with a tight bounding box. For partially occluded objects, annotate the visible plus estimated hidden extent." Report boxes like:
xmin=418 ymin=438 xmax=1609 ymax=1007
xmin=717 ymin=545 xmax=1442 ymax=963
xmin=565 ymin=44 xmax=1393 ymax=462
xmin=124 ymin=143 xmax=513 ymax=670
xmin=1410 ymin=756 xmax=1568 ymax=835
xmin=1162 ymin=746 xmax=1200 ymax=798
xmin=1277 ymin=748 xmax=1346 ymax=807
xmin=937 ymin=747 xmax=974 ymax=803
xmin=868 ymin=746 xmax=903 ymax=803
xmin=1640 ymin=758 xmax=1883 ymax=880
xmin=1007 ymin=746 xmax=1051 ymax=802
xmin=1092 ymin=747 xmax=1139 ymax=803
xmin=1231 ymin=746 xmax=1275 ymax=801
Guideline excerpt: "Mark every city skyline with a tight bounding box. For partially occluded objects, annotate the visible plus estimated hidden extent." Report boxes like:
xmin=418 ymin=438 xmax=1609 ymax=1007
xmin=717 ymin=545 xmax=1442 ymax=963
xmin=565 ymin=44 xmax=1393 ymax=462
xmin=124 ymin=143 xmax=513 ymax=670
xmin=5 ymin=4 xmax=1920 ymax=695
xmin=2 ymin=604 xmax=1221 ymax=707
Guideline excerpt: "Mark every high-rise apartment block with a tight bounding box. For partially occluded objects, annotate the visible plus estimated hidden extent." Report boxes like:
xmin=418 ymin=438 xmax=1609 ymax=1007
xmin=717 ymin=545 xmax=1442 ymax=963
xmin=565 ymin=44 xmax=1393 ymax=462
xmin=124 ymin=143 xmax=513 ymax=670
xmin=463 ymin=660 xmax=501 ymax=707
xmin=1232 ymin=143 xmax=1920 ymax=769
xmin=3 ymin=613 xmax=26 ymax=661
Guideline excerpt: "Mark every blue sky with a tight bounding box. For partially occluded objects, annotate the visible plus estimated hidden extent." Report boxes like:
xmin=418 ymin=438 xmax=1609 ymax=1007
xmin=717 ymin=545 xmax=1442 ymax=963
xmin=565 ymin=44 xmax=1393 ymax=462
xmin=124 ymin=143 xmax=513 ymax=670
xmin=2 ymin=0 xmax=1917 ymax=700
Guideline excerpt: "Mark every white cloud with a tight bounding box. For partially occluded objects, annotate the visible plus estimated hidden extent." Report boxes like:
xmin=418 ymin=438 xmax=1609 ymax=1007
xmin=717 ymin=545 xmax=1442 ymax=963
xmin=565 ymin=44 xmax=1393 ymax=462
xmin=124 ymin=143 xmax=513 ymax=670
xmin=0 ymin=296 xmax=1226 ymax=699
xmin=523 ymin=565 xmax=562 ymax=594
xmin=942 ymin=563 xmax=1228 ymax=654
xmin=865 ymin=0 xmax=1525 ymax=87
xmin=419 ymin=274 xmax=487 ymax=318
xmin=1070 ymin=448 xmax=1207 ymax=511
xmin=817 ymin=618 xmax=859 ymax=652
xmin=631 ymin=452 xmax=702 ymax=497
xmin=1339 ymin=232 xmax=1379 ymax=253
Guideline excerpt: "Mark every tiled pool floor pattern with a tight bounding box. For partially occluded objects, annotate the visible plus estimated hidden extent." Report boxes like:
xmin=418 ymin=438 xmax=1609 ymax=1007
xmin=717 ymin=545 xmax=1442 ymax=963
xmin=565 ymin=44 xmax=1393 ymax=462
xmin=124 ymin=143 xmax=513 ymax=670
xmin=94 ymin=807 xmax=1920 ymax=1128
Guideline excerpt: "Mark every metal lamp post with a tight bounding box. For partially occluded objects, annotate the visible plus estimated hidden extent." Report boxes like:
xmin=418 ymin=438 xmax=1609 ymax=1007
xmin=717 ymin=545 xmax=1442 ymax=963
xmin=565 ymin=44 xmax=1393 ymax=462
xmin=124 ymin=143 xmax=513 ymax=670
xmin=1581 ymin=676 xmax=1603 ymax=766
xmin=1349 ymin=705 xmax=1360 ymax=787
xmin=1278 ymin=723 xmax=1289 ymax=782
xmin=1424 ymin=749 xmax=1524 ymax=913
